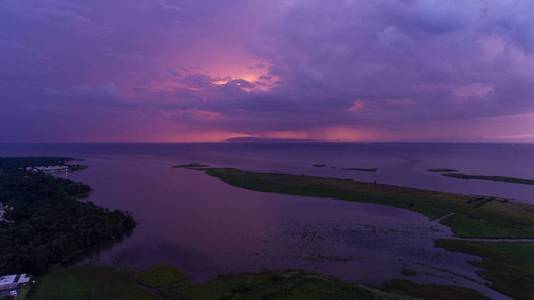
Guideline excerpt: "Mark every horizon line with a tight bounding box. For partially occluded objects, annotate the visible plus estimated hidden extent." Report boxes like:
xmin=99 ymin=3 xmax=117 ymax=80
xmin=1 ymin=141 xmax=533 ymax=145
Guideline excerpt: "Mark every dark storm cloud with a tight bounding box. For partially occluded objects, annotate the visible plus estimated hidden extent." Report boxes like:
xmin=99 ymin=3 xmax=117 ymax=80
xmin=1 ymin=0 xmax=534 ymax=141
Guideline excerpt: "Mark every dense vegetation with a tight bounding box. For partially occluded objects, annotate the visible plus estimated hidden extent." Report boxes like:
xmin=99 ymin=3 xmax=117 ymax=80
xmin=0 ymin=156 xmax=88 ymax=173
xmin=0 ymin=158 xmax=136 ymax=275
xmin=0 ymin=157 xmax=74 ymax=170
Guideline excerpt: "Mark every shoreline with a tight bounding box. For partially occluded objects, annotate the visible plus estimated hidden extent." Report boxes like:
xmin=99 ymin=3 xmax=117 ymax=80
xmin=174 ymin=165 xmax=534 ymax=299
xmin=5 ymin=157 xmax=532 ymax=299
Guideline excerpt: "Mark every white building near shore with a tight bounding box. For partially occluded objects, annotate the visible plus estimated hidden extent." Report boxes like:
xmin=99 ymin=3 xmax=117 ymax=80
xmin=26 ymin=165 xmax=69 ymax=172
xmin=0 ymin=274 xmax=31 ymax=298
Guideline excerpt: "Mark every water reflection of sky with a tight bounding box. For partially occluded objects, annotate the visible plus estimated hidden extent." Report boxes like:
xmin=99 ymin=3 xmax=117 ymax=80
xmin=70 ymin=155 xmax=506 ymax=298
xmin=0 ymin=143 xmax=527 ymax=300
xmin=2 ymin=143 xmax=533 ymax=202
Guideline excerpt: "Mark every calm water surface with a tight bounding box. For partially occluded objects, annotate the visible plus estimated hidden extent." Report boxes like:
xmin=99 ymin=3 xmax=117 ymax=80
xmin=2 ymin=143 xmax=532 ymax=300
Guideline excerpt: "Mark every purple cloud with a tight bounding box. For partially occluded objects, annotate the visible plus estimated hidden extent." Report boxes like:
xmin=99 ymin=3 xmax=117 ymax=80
xmin=1 ymin=0 xmax=534 ymax=142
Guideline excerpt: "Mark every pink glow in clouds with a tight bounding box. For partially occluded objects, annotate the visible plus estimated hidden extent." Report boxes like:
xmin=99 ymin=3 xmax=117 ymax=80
xmin=1 ymin=0 xmax=534 ymax=142
xmin=348 ymin=100 xmax=366 ymax=112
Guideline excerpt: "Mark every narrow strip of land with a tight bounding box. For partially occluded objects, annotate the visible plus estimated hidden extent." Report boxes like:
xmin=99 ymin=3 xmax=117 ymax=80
xmin=342 ymin=167 xmax=378 ymax=172
xmin=441 ymin=172 xmax=534 ymax=186
xmin=195 ymin=167 xmax=534 ymax=239
xmin=448 ymin=237 xmax=534 ymax=242
xmin=428 ymin=168 xmax=458 ymax=173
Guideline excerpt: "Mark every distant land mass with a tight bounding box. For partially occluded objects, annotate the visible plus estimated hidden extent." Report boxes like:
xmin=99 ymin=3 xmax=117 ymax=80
xmin=225 ymin=137 xmax=323 ymax=143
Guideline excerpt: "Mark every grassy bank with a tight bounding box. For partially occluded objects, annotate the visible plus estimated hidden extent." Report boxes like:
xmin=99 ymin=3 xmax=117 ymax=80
xmin=28 ymin=266 xmax=156 ymax=300
xmin=29 ymin=265 xmax=489 ymax=300
xmin=137 ymin=265 xmax=187 ymax=288
xmin=158 ymin=270 xmax=415 ymax=300
xmin=436 ymin=240 xmax=534 ymax=300
xmin=383 ymin=279 xmax=487 ymax=300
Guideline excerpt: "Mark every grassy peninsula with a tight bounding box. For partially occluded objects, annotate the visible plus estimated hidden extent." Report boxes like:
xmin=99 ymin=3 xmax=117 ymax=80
xmin=201 ymin=168 xmax=534 ymax=239
xmin=175 ymin=165 xmax=534 ymax=299
xmin=0 ymin=157 xmax=136 ymax=275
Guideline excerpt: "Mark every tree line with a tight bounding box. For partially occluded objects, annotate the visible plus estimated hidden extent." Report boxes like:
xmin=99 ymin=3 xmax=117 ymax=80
xmin=0 ymin=158 xmax=136 ymax=275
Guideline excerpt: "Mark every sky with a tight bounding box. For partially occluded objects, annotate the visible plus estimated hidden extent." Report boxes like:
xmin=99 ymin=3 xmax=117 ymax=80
xmin=1 ymin=0 xmax=534 ymax=143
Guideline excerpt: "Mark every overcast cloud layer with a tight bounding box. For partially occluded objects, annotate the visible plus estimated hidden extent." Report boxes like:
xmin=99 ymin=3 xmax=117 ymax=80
xmin=1 ymin=0 xmax=534 ymax=142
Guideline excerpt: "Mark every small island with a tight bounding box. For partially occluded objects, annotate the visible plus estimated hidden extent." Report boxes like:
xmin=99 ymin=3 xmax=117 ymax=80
xmin=428 ymin=168 xmax=458 ymax=173
xmin=173 ymin=163 xmax=210 ymax=170
xmin=427 ymin=167 xmax=534 ymax=186
xmin=441 ymin=172 xmax=534 ymax=186
xmin=313 ymin=164 xmax=377 ymax=172
xmin=342 ymin=167 xmax=378 ymax=172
